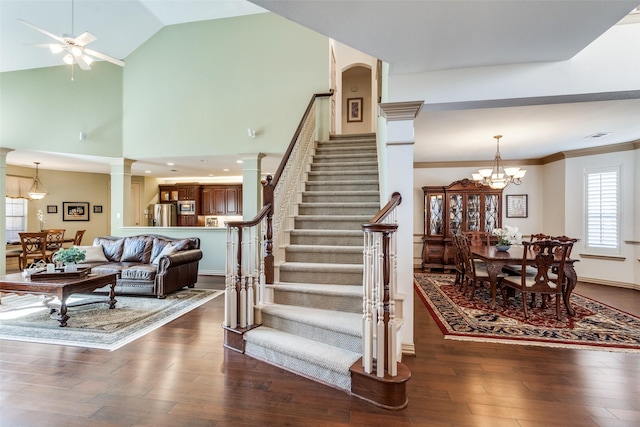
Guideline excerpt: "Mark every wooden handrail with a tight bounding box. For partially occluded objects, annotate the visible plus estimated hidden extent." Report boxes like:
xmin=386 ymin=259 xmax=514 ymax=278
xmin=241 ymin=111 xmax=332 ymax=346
xmin=271 ymin=91 xmax=334 ymax=188
xmin=225 ymin=203 xmax=272 ymax=229
xmin=364 ymin=192 xmax=401 ymax=226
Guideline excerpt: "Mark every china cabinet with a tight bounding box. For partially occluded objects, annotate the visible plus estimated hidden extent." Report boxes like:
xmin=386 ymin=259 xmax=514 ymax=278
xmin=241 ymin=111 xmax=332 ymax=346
xmin=422 ymin=178 xmax=502 ymax=271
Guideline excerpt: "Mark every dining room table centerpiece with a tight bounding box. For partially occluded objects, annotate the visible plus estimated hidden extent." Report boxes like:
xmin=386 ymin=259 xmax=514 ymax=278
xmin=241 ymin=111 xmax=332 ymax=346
xmin=492 ymin=225 xmax=523 ymax=251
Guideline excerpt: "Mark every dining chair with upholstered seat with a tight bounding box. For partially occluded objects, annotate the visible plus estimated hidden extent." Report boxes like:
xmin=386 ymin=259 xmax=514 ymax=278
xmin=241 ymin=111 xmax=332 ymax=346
xmin=451 ymin=233 xmax=465 ymax=289
xmin=18 ymin=232 xmax=52 ymax=269
xmin=44 ymin=229 xmax=65 ymax=252
xmin=500 ymin=239 xmax=572 ymax=320
xmin=73 ymin=230 xmax=86 ymax=246
xmin=462 ymin=231 xmax=490 ymax=247
xmin=459 ymin=234 xmax=500 ymax=300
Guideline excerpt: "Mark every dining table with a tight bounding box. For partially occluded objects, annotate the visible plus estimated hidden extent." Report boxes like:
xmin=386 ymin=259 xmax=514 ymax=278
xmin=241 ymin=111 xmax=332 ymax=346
xmin=471 ymin=245 xmax=579 ymax=315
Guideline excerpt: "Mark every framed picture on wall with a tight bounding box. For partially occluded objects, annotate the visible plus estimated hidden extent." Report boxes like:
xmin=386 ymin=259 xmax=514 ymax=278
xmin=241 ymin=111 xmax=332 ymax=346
xmin=47 ymin=205 xmax=58 ymax=214
xmin=347 ymin=97 xmax=363 ymax=122
xmin=93 ymin=205 xmax=103 ymax=214
xmin=62 ymin=202 xmax=90 ymax=221
xmin=506 ymin=195 xmax=528 ymax=218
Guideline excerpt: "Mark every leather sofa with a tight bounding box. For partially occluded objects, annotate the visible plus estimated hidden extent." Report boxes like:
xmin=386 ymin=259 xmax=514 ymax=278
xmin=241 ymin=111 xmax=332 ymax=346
xmin=78 ymin=234 xmax=203 ymax=298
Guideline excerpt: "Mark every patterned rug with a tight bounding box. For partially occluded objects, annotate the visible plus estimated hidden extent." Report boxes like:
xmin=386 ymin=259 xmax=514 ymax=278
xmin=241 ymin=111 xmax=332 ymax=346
xmin=0 ymin=289 xmax=223 ymax=351
xmin=414 ymin=273 xmax=640 ymax=352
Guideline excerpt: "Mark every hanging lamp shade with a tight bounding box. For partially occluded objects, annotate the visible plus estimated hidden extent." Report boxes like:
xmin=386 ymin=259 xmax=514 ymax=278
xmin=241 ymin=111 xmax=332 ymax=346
xmin=27 ymin=162 xmax=48 ymax=200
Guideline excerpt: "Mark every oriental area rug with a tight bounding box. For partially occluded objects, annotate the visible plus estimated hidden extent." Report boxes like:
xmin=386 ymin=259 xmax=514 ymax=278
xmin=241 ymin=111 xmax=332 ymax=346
xmin=0 ymin=289 xmax=223 ymax=351
xmin=414 ymin=273 xmax=640 ymax=353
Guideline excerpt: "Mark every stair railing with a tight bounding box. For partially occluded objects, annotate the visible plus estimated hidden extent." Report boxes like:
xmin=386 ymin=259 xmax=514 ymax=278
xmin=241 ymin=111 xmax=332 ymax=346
xmin=361 ymin=192 xmax=402 ymax=377
xmin=223 ymin=91 xmax=332 ymax=331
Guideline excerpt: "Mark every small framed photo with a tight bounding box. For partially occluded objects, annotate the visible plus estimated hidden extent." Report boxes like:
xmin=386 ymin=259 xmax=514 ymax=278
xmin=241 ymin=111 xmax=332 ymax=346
xmin=62 ymin=202 xmax=90 ymax=221
xmin=46 ymin=205 xmax=58 ymax=214
xmin=93 ymin=205 xmax=103 ymax=214
xmin=347 ymin=97 xmax=363 ymax=122
xmin=506 ymin=195 xmax=528 ymax=218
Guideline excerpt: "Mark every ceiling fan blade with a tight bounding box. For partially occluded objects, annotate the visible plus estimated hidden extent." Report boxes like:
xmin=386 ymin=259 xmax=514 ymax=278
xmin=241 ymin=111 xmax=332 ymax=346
xmin=74 ymin=31 xmax=97 ymax=47
xmin=18 ymin=19 xmax=65 ymax=43
xmin=74 ymin=53 xmax=92 ymax=70
xmin=84 ymin=48 xmax=125 ymax=67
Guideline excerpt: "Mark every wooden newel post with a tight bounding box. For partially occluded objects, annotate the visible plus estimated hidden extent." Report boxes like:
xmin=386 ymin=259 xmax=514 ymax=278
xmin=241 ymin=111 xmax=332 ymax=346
xmin=262 ymin=175 xmax=274 ymax=284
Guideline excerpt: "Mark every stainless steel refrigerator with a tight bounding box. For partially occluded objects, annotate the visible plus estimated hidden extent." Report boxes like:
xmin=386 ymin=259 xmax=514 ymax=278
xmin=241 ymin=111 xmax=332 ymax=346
xmin=150 ymin=203 xmax=177 ymax=226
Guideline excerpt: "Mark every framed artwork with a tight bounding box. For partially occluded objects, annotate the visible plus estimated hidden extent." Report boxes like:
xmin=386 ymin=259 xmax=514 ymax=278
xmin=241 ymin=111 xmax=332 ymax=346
xmin=46 ymin=205 xmax=58 ymax=214
xmin=62 ymin=202 xmax=90 ymax=221
xmin=93 ymin=205 xmax=103 ymax=213
xmin=347 ymin=97 xmax=363 ymax=122
xmin=506 ymin=195 xmax=528 ymax=218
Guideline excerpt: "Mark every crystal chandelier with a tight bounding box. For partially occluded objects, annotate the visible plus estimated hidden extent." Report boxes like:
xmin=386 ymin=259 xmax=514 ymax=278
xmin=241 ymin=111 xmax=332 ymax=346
xmin=471 ymin=135 xmax=526 ymax=190
xmin=27 ymin=162 xmax=48 ymax=200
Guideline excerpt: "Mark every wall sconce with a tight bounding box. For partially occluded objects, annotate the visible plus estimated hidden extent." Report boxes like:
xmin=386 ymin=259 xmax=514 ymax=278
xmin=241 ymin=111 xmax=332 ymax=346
xmin=247 ymin=128 xmax=256 ymax=138
xmin=27 ymin=162 xmax=48 ymax=200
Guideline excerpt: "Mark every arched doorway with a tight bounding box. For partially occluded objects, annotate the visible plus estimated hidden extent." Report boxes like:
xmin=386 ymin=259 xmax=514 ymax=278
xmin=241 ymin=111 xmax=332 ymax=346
xmin=341 ymin=65 xmax=372 ymax=134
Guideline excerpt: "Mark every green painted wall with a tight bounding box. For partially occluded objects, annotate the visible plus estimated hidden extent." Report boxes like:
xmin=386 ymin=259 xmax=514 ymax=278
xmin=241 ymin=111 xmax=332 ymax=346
xmin=123 ymin=13 xmax=329 ymax=158
xmin=0 ymin=63 xmax=123 ymax=156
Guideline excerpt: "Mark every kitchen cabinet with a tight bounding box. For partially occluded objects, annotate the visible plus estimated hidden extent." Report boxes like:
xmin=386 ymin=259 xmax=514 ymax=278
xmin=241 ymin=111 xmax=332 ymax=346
xmin=200 ymin=185 xmax=242 ymax=215
xmin=177 ymin=215 xmax=197 ymax=227
xmin=159 ymin=186 xmax=178 ymax=203
xmin=422 ymin=178 xmax=502 ymax=271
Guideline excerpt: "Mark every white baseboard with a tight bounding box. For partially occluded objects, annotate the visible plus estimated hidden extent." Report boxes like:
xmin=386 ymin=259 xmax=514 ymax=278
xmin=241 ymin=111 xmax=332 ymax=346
xmin=579 ymin=276 xmax=640 ymax=291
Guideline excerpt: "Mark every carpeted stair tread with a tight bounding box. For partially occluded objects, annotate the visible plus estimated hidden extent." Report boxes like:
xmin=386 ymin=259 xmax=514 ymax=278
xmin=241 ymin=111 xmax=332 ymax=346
xmin=261 ymin=304 xmax=361 ymax=337
xmin=275 ymin=283 xmax=362 ymax=297
xmin=243 ymin=327 xmax=361 ymax=385
xmin=280 ymin=262 xmax=362 ymax=272
xmin=285 ymin=245 xmax=363 ymax=254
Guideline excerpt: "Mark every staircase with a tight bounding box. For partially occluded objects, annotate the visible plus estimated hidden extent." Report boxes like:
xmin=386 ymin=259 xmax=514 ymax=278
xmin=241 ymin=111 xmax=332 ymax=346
xmin=243 ymin=133 xmax=380 ymax=391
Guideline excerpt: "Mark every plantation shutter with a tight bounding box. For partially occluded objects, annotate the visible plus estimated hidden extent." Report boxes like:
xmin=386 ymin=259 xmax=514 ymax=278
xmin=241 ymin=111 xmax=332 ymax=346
xmin=586 ymin=168 xmax=618 ymax=250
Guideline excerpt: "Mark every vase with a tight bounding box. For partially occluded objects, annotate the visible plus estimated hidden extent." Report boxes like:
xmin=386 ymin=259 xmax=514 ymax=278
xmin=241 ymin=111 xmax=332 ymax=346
xmin=64 ymin=262 xmax=78 ymax=272
xmin=496 ymin=245 xmax=511 ymax=252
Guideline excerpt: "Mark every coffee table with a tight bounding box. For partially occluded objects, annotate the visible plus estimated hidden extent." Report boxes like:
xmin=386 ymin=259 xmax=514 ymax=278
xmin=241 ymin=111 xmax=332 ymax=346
xmin=0 ymin=272 xmax=118 ymax=327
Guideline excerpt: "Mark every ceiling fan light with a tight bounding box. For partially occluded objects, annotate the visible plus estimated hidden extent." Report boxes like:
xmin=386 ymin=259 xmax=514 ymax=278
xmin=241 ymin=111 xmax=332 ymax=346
xmin=71 ymin=46 xmax=83 ymax=56
xmin=63 ymin=53 xmax=74 ymax=65
xmin=49 ymin=44 xmax=64 ymax=54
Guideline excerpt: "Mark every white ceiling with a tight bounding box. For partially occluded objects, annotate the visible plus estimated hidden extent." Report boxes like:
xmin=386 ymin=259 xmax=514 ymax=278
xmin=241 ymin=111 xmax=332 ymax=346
xmin=2 ymin=0 xmax=640 ymax=178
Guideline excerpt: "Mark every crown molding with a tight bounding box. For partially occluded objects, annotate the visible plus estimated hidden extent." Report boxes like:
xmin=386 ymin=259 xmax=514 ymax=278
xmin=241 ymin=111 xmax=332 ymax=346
xmin=415 ymin=139 xmax=640 ymax=168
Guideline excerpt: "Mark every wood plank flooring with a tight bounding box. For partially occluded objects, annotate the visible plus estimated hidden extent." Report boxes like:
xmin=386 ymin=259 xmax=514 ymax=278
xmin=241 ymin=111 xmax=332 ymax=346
xmin=1 ymin=274 xmax=639 ymax=426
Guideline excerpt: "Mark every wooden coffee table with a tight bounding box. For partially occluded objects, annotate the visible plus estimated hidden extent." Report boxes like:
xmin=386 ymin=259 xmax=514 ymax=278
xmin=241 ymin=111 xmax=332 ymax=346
xmin=0 ymin=272 xmax=118 ymax=327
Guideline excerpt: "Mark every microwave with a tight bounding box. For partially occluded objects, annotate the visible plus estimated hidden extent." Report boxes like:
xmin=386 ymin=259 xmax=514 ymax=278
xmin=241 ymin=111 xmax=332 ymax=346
xmin=177 ymin=200 xmax=196 ymax=215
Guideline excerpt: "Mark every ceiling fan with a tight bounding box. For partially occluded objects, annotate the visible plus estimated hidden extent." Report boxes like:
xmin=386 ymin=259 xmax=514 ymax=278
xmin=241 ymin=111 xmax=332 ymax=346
xmin=19 ymin=0 xmax=124 ymax=70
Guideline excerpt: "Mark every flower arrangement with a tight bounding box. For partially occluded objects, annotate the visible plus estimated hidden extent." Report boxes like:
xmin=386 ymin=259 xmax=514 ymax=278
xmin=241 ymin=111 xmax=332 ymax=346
xmin=53 ymin=247 xmax=86 ymax=265
xmin=492 ymin=225 xmax=523 ymax=246
xmin=37 ymin=209 xmax=46 ymax=231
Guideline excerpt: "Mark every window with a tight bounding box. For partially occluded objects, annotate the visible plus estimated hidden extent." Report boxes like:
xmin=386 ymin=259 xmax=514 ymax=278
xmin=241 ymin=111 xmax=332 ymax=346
xmin=5 ymin=197 xmax=26 ymax=243
xmin=585 ymin=167 xmax=619 ymax=253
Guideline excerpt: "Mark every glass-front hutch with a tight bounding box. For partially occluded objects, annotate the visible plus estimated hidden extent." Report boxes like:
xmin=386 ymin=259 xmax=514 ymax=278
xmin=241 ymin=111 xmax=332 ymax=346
xmin=422 ymin=178 xmax=502 ymax=271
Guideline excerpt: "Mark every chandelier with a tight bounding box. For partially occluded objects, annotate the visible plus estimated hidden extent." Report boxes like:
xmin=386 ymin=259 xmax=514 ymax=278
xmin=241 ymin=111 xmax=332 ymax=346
xmin=471 ymin=135 xmax=526 ymax=190
xmin=27 ymin=162 xmax=48 ymax=200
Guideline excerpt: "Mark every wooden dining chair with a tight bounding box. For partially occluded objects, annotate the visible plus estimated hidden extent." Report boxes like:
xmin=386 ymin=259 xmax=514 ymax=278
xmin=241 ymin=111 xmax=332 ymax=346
xmin=44 ymin=229 xmax=66 ymax=252
xmin=73 ymin=230 xmax=86 ymax=246
xmin=450 ymin=233 xmax=465 ymax=289
xmin=463 ymin=231 xmax=490 ymax=247
xmin=459 ymin=234 xmax=498 ymax=300
xmin=18 ymin=232 xmax=52 ymax=269
xmin=500 ymin=240 xmax=572 ymax=320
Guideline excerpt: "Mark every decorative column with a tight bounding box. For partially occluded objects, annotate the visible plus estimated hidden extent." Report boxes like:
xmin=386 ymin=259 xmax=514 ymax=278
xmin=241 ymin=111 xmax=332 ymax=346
xmin=378 ymin=101 xmax=423 ymax=357
xmin=0 ymin=148 xmax=14 ymax=275
xmin=110 ymin=159 xmax=135 ymax=232
xmin=242 ymin=153 xmax=266 ymax=220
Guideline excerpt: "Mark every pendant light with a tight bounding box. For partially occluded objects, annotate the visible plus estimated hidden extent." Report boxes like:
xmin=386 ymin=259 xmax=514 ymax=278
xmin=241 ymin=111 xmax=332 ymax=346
xmin=27 ymin=162 xmax=48 ymax=200
xmin=471 ymin=135 xmax=526 ymax=190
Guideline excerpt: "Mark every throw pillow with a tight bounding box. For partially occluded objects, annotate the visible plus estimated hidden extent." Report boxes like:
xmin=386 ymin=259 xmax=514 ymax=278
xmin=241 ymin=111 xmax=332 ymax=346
xmin=74 ymin=245 xmax=108 ymax=263
xmin=152 ymin=244 xmax=177 ymax=265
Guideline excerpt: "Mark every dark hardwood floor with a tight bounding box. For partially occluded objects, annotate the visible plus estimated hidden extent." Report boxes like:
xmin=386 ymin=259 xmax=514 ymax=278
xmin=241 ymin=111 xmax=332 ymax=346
xmin=1 ymin=273 xmax=639 ymax=426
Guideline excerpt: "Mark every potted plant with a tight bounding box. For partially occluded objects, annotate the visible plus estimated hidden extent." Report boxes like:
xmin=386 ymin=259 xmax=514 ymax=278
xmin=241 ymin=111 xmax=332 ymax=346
xmin=53 ymin=247 xmax=86 ymax=272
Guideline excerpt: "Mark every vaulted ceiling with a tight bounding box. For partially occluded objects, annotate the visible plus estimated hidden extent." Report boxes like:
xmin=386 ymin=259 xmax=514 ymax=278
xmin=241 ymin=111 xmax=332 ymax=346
xmin=2 ymin=0 xmax=639 ymax=177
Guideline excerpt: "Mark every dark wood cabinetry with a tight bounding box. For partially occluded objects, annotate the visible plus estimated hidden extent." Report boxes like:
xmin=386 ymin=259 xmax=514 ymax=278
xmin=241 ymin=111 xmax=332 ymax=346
xmin=422 ymin=178 xmax=502 ymax=271
xmin=177 ymin=215 xmax=198 ymax=227
xmin=200 ymin=185 xmax=242 ymax=215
